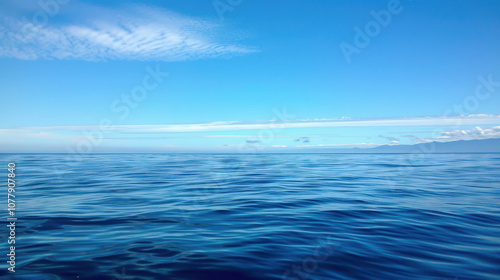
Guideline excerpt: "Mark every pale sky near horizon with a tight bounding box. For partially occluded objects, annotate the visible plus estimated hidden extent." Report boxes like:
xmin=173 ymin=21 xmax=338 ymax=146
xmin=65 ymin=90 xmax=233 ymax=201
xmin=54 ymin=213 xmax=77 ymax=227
xmin=1 ymin=0 xmax=500 ymax=152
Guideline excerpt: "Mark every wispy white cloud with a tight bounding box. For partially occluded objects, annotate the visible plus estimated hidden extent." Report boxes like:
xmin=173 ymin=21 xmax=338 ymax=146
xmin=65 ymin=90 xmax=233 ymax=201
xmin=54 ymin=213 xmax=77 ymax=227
xmin=378 ymin=134 xmax=399 ymax=144
xmin=4 ymin=114 xmax=499 ymax=134
xmin=0 ymin=4 xmax=257 ymax=61
xmin=416 ymin=126 xmax=500 ymax=143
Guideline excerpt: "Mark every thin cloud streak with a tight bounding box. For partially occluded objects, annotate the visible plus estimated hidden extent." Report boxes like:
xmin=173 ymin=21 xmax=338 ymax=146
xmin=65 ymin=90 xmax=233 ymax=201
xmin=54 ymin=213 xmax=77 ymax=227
xmin=102 ymin=135 xmax=349 ymax=140
xmin=4 ymin=115 xmax=500 ymax=134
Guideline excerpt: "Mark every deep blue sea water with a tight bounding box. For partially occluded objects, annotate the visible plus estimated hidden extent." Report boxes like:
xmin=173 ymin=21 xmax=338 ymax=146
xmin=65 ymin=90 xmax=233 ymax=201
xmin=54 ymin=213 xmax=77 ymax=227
xmin=0 ymin=153 xmax=499 ymax=280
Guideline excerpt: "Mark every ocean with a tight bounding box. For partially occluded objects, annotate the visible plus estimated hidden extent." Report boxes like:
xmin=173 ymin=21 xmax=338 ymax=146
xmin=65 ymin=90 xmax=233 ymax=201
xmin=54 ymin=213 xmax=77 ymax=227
xmin=0 ymin=153 xmax=499 ymax=280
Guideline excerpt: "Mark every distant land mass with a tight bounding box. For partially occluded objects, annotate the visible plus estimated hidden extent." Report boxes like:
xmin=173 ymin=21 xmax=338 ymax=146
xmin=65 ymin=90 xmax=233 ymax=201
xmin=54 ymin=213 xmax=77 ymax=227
xmin=289 ymin=138 xmax=500 ymax=153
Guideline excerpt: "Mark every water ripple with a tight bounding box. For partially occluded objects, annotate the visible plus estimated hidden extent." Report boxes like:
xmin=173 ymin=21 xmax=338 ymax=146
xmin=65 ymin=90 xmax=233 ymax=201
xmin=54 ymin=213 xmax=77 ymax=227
xmin=0 ymin=153 xmax=498 ymax=279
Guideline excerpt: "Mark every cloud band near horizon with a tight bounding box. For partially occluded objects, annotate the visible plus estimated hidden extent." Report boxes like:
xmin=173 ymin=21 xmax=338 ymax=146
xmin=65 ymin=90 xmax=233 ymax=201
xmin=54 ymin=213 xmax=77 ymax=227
xmin=2 ymin=115 xmax=500 ymax=134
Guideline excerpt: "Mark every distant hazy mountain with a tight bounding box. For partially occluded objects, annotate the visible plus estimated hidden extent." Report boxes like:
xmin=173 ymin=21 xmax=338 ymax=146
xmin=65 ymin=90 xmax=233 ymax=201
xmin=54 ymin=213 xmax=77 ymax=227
xmin=289 ymin=138 xmax=500 ymax=153
xmin=368 ymin=138 xmax=500 ymax=153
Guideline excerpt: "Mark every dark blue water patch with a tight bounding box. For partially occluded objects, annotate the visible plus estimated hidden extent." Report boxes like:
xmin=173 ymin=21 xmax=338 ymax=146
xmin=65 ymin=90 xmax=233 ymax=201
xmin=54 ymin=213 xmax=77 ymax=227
xmin=0 ymin=153 xmax=499 ymax=280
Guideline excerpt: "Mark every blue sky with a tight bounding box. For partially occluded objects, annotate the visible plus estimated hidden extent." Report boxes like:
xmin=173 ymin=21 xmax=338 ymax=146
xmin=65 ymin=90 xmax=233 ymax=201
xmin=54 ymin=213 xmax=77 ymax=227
xmin=1 ymin=0 xmax=500 ymax=152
